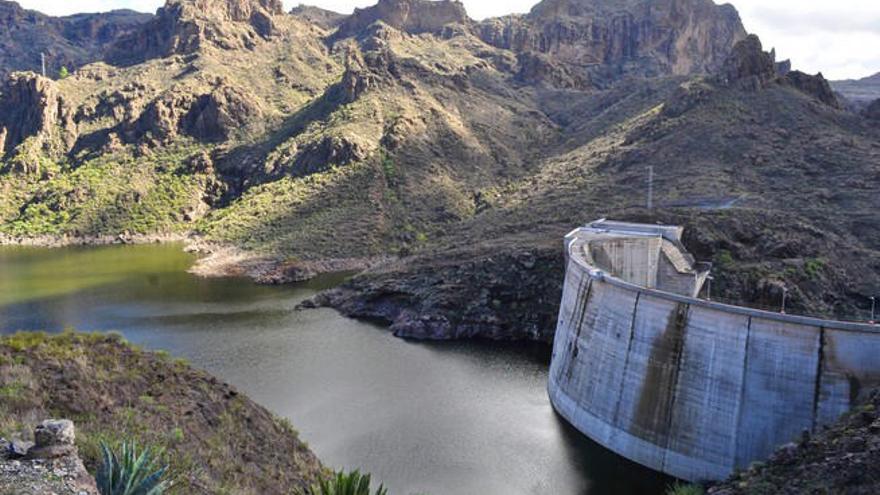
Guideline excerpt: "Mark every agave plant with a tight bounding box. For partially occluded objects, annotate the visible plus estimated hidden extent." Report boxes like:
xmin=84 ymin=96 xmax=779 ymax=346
xmin=95 ymin=441 xmax=170 ymax=495
xmin=298 ymin=470 xmax=388 ymax=495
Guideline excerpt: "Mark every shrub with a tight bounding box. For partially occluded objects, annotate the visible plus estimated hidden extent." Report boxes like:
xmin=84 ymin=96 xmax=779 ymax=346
xmin=96 ymin=441 xmax=170 ymax=495
xmin=298 ymin=470 xmax=388 ymax=495
xmin=58 ymin=66 xmax=70 ymax=79
xmin=665 ymin=482 xmax=704 ymax=495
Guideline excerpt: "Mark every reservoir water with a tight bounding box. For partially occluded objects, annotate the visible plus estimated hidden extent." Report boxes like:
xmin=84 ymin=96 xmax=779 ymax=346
xmin=0 ymin=243 xmax=670 ymax=495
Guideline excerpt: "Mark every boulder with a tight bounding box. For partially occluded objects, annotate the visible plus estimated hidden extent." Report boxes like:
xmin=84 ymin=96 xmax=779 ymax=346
xmin=27 ymin=419 xmax=76 ymax=459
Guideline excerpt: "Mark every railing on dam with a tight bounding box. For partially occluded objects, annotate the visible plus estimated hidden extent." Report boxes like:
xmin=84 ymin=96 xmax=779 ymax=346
xmin=548 ymin=220 xmax=880 ymax=482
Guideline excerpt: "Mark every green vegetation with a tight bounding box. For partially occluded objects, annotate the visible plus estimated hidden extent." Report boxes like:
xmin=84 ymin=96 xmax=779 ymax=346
xmin=715 ymin=250 xmax=735 ymax=267
xmin=665 ymin=482 xmax=704 ymax=495
xmin=58 ymin=66 xmax=70 ymax=79
xmin=298 ymin=470 xmax=388 ymax=495
xmin=96 ymin=441 xmax=170 ymax=495
xmin=0 ymin=144 xmax=209 ymax=237
xmin=804 ymin=258 xmax=825 ymax=279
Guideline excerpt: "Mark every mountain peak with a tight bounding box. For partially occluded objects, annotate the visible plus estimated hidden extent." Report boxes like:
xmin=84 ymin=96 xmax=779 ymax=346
xmin=333 ymin=0 xmax=471 ymax=39
xmin=290 ymin=4 xmax=347 ymax=30
xmin=106 ymin=0 xmax=285 ymax=65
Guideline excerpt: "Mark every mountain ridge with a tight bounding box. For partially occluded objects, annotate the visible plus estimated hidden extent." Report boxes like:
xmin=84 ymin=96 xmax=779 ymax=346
xmin=0 ymin=0 xmax=153 ymax=79
xmin=0 ymin=0 xmax=877 ymax=332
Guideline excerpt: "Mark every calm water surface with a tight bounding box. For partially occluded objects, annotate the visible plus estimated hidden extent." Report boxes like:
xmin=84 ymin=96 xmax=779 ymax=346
xmin=0 ymin=244 xmax=670 ymax=495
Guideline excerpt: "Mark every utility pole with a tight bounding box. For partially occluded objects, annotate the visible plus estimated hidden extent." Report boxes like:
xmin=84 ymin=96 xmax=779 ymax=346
xmin=647 ymin=165 xmax=654 ymax=210
xmin=871 ymin=296 xmax=876 ymax=325
xmin=781 ymin=286 xmax=788 ymax=314
xmin=41 ymin=52 xmax=46 ymax=78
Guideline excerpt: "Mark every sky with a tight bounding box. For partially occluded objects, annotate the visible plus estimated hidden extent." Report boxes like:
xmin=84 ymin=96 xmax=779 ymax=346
xmin=16 ymin=0 xmax=880 ymax=80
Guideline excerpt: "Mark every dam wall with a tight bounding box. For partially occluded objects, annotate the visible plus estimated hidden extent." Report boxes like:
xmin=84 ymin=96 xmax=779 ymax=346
xmin=549 ymin=220 xmax=880 ymax=482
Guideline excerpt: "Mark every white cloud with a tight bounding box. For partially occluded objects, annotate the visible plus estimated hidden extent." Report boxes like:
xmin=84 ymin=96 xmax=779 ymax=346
xmin=16 ymin=0 xmax=880 ymax=80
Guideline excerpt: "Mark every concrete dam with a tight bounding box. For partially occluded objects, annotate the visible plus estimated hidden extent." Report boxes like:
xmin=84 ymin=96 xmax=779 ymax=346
xmin=549 ymin=219 xmax=880 ymax=482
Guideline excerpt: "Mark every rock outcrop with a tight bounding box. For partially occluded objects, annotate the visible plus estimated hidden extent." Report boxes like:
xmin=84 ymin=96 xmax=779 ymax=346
xmin=183 ymin=84 xmax=264 ymax=142
xmin=515 ymin=51 xmax=590 ymax=90
xmin=0 ymin=72 xmax=77 ymax=166
xmin=478 ymin=0 xmax=747 ymax=87
xmin=718 ymin=34 xmax=776 ymax=89
xmin=0 ymin=1 xmax=152 ymax=79
xmin=333 ymin=0 xmax=470 ymax=39
xmin=0 ymin=420 xmax=98 ymax=495
xmin=107 ymin=0 xmax=285 ymax=65
xmin=129 ymin=82 xmax=262 ymax=144
xmin=782 ymin=70 xmax=841 ymax=109
xmin=717 ymin=35 xmax=840 ymax=108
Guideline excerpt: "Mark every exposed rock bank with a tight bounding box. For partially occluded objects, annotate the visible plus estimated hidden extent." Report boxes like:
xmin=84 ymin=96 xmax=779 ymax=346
xmin=709 ymin=390 xmax=880 ymax=495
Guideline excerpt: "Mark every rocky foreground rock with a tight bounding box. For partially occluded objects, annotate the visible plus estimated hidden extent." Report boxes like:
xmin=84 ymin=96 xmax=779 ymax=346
xmin=0 ymin=420 xmax=98 ymax=495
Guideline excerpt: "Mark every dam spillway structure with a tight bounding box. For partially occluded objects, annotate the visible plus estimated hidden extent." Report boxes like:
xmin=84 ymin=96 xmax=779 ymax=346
xmin=549 ymin=219 xmax=880 ymax=482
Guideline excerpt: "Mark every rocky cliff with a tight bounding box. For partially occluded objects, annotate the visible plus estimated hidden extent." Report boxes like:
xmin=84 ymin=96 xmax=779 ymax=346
xmin=478 ymin=0 xmax=747 ymax=87
xmin=0 ymin=73 xmax=77 ymax=173
xmin=0 ymin=1 xmax=152 ymax=79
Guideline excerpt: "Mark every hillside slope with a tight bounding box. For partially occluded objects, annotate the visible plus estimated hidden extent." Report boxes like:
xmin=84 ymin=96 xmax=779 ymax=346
xmin=317 ymin=36 xmax=880 ymax=340
xmin=0 ymin=332 xmax=324 ymax=494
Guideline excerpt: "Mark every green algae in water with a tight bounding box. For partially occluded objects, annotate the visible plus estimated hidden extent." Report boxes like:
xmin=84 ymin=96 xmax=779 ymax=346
xmin=0 ymin=244 xmax=196 ymax=307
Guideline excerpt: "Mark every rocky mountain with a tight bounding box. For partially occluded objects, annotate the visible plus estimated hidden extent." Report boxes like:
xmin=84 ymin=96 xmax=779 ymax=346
xmin=0 ymin=1 xmax=152 ymax=79
xmin=290 ymin=4 xmax=347 ymax=29
xmin=106 ymin=0 xmax=287 ymax=65
xmin=0 ymin=0 xmax=878 ymax=343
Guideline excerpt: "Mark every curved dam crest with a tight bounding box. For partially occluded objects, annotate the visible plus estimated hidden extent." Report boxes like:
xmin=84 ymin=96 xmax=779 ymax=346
xmin=549 ymin=219 xmax=880 ymax=482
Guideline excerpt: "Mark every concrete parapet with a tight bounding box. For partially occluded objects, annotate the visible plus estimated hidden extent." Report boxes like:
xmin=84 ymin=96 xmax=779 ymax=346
xmin=550 ymin=220 xmax=880 ymax=481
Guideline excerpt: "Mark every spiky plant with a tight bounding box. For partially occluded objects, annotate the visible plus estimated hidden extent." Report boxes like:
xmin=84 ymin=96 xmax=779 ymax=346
xmin=298 ymin=470 xmax=388 ymax=495
xmin=95 ymin=441 xmax=170 ymax=495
